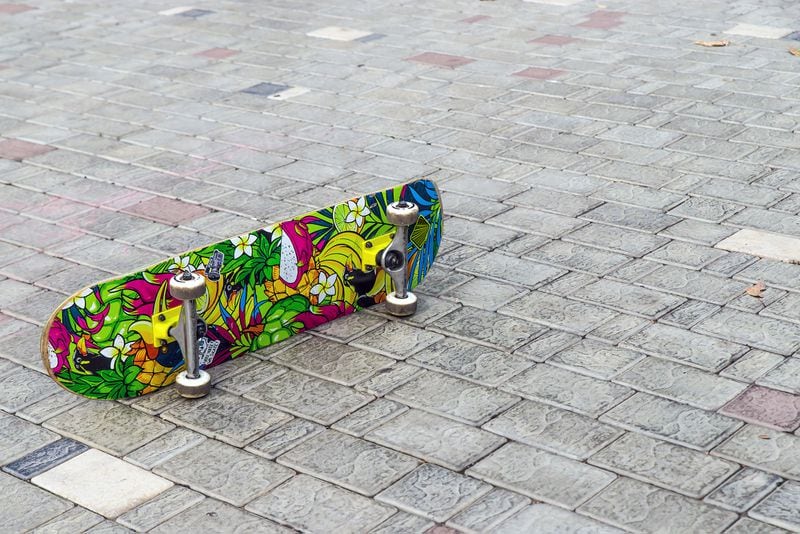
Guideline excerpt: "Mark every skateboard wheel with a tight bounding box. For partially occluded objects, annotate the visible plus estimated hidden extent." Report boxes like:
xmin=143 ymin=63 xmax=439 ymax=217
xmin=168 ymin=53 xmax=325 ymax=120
xmin=386 ymin=201 xmax=419 ymax=227
xmin=169 ymin=272 xmax=206 ymax=301
xmin=385 ymin=291 xmax=417 ymax=316
xmin=175 ymin=370 xmax=211 ymax=398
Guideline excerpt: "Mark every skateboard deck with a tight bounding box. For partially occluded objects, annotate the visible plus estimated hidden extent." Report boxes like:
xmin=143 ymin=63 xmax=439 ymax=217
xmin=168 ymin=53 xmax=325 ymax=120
xmin=41 ymin=179 xmax=442 ymax=399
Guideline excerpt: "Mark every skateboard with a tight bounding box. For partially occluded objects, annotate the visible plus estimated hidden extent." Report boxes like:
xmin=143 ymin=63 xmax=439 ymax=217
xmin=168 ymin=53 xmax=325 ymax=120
xmin=41 ymin=179 xmax=442 ymax=400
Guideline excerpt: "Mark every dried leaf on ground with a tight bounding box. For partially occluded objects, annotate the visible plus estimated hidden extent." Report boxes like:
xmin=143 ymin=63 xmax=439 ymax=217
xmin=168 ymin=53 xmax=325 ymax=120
xmin=789 ymin=48 xmax=800 ymax=57
xmin=746 ymin=281 xmax=767 ymax=298
xmin=694 ymin=39 xmax=730 ymax=47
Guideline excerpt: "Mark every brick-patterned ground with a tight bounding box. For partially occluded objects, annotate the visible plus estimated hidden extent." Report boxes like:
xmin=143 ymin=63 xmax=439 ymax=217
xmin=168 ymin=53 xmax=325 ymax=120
xmin=2 ymin=0 xmax=800 ymax=531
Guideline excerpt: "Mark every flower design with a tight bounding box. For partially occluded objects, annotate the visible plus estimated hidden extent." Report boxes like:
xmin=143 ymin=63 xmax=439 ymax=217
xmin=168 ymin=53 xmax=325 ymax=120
xmin=100 ymin=334 xmax=133 ymax=366
xmin=310 ymin=272 xmax=337 ymax=304
xmin=266 ymin=223 xmax=282 ymax=242
xmin=231 ymin=234 xmax=257 ymax=258
xmin=169 ymin=256 xmax=196 ymax=273
xmin=48 ymin=321 xmax=71 ymax=374
xmin=62 ymin=287 xmax=93 ymax=310
xmin=345 ymin=197 xmax=370 ymax=227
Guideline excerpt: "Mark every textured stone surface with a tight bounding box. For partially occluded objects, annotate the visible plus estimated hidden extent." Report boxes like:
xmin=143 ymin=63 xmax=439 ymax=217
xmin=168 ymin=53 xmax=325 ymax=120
xmin=749 ymin=481 xmax=800 ymax=532
xmin=500 ymin=291 xmax=617 ymax=334
xmin=468 ymin=441 xmax=615 ymax=508
xmin=152 ymin=498 xmax=292 ymax=534
xmin=117 ymin=486 xmax=204 ymax=532
xmin=0 ymin=410 xmax=60 ymax=464
xmin=246 ymin=419 xmax=325 ymax=460
xmin=277 ymin=429 xmax=419 ymax=496
xmin=704 ymin=468 xmax=782 ymax=512
xmin=430 ymin=306 xmax=547 ymax=351
xmin=713 ymin=425 xmax=800 ymax=480
xmin=331 ymin=398 xmax=407 ymax=437
xmin=365 ymin=409 xmax=505 ymax=471
xmin=494 ymin=503 xmax=625 ymax=533
xmin=3 ymin=437 xmax=88 ymax=479
xmin=720 ymin=386 xmax=800 ymax=431
xmin=549 ymin=339 xmax=644 ymax=379
xmin=572 ymin=279 xmax=684 ymax=319
xmin=376 ymin=464 xmax=491 ymax=522
xmin=695 ymin=309 xmax=800 ymax=356
xmin=273 ymin=337 xmax=394 ymax=384
xmin=579 ymin=477 xmax=738 ymax=533
xmin=446 ymin=488 xmax=530 ymax=534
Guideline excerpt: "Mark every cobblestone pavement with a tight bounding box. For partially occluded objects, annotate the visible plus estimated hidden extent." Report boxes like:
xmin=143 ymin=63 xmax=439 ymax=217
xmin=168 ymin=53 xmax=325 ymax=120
xmin=3 ymin=0 xmax=800 ymax=531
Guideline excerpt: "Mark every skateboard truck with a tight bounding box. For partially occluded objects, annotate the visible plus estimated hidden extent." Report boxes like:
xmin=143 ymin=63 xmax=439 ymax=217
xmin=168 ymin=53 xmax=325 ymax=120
xmin=379 ymin=201 xmax=419 ymax=316
xmin=168 ymin=271 xmax=211 ymax=398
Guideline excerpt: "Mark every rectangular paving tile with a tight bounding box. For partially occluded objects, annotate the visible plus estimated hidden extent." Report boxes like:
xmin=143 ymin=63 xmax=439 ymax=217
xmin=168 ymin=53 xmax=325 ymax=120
xmin=483 ymin=399 xmax=622 ymax=460
xmin=152 ymin=498 xmax=290 ymax=534
xmin=117 ymin=486 xmax=204 ymax=532
xmin=623 ymin=323 xmax=747 ymax=372
xmin=720 ymin=385 xmax=800 ymax=432
xmin=446 ymin=488 xmax=530 ymax=533
xmin=467 ymin=441 xmax=615 ymax=508
xmin=523 ymin=240 xmax=631 ymax=276
xmin=601 ymin=393 xmax=742 ymax=451
xmin=492 ymin=503 xmax=625 ymax=533
xmin=348 ymin=321 xmax=444 ymax=360
xmin=244 ymin=370 xmax=373 ymax=425
xmin=579 ymin=477 xmax=738 ymax=533
xmin=572 ymin=279 xmax=684 ymax=319
xmin=502 ymin=364 xmax=632 ymax=416
xmin=548 ymin=339 xmax=645 ymax=379
xmin=387 ymin=370 xmax=519 ymax=425
xmin=0 ymin=410 xmax=59 ymax=465
xmin=713 ymin=425 xmax=800 ymax=480
xmin=1 ymin=471 xmax=72 ymax=533
xmin=331 ymin=398 xmax=407 ymax=437
xmin=717 ymin=228 xmax=800 ymax=263
xmin=488 ymin=207 xmax=586 ymax=237
xmin=695 ymin=309 xmax=800 ymax=355
xmin=277 ymin=429 xmax=419 ymax=496
xmin=500 ymin=292 xmax=617 ymax=335
xmin=749 ymin=481 xmax=800 ymax=532
xmin=154 ymin=439 xmax=293 ymax=507
xmin=704 ymin=467 xmax=782 ymax=513
xmin=376 ymin=464 xmax=491 ymax=522
xmin=246 ymin=419 xmax=325 ymax=461
xmin=614 ymin=357 xmax=747 ymax=410
xmin=33 ymin=449 xmax=173 ymax=518
xmin=637 ymin=264 xmax=750 ymax=305
xmin=430 ymin=307 xmax=547 ymax=352
xmin=581 ymin=203 xmax=681 ymax=233
xmin=589 ymin=432 xmax=738 ymax=498
xmin=365 ymin=409 xmax=504 ymax=471
xmin=457 ymin=250 xmax=566 ymax=288
xmin=3 ymin=438 xmax=87 ymax=480
xmin=737 ymin=258 xmax=800 ymax=292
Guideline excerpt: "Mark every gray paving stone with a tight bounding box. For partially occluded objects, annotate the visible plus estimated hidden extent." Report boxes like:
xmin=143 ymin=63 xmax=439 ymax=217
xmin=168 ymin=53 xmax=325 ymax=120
xmin=154 ymin=439 xmax=293 ymax=506
xmin=214 ymin=361 xmax=290 ymax=396
xmin=572 ymin=279 xmax=684 ymax=319
xmin=512 ymin=329 xmax=582 ymax=362
xmin=161 ymin=390 xmax=292 ymax=447
xmin=274 ymin=336 xmax=394 ymax=384
xmin=444 ymin=217 xmax=521 ymax=250
xmin=520 ymin=169 xmax=606 ymax=195
xmin=430 ymin=307 xmax=546 ymax=352
xmin=713 ymin=425 xmax=800 ymax=480
xmin=722 ymin=350 xmax=785 ymax=384
xmin=440 ymin=277 xmax=524 ymax=311
xmin=409 ymin=336 xmax=532 ymax=386
xmin=523 ymin=239 xmax=630 ymax=276
xmin=151 ymin=498 xmax=292 ymax=534
xmin=598 ymin=125 xmax=683 ymax=148
xmin=501 ymin=291 xmax=617 ymax=335
xmin=602 ymin=393 xmax=741 ymax=451
xmin=331 ymin=398 xmax=407 ymax=437
xmin=349 ymin=321 xmax=444 ymax=360
xmin=607 ymin=258 xmax=662 ymax=282
xmin=694 ymin=179 xmax=787 ymax=208
xmin=468 ymin=441 xmax=615 ymax=508
xmin=365 ymin=409 xmax=505 ymax=472
xmin=696 ymin=309 xmax=800 ymax=356
xmin=581 ymin=203 xmax=681 ymax=233
xmin=549 ymin=339 xmax=645 ymax=379
xmin=507 ymin=186 xmax=602 ymax=217
xmin=660 ymin=218 xmax=736 ymax=246
xmin=623 ymin=323 xmax=746 ymax=372
xmin=615 ymin=357 xmax=747 ymax=410
xmin=725 ymin=517 xmax=791 ymax=534
xmin=117 ymin=486 xmax=204 ymax=532
xmin=311 ymin=311 xmax=386 ymax=342
xmin=387 ymin=370 xmax=519 ymax=425
xmin=503 ymin=364 xmax=632 ymax=416
xmin=749 ymin=481 xmax=800 ymax=532
xmin=376 ymin=464 xmax=491 ymax=523
xmin=246 ymin=419 xmax=325 ymax=461
xmin=659 ymin=299 xmax=721 ymax=328
xmin=0 ymin=472 xmax=72 ymax=533
xmin=645 ymin=240 xmax=726 ymax=269
xmin=540 ymin=271 xmax=600 ymax=296
xmin=3 ymin=437 xmax=87 ymax=480
xmin=493 ymin=503 xmax=625 ymax=533
xmin=705 ymin=468 xmax=782 ymax=513
xmin=446 ymin=488 xmax=530 ymax=534
xmin=0 ymin=410 xmax=59 ymax=465
xmin=737 ymin=259 xmax=800 ymax=293
xmin=123 ymin=428 xmax=207 ymax=470
xmin=588 ymin=312 xmax=651 ymax=343
xmin=590 ymin=432 xmax=739 ymax=498
xmin=565 ymin=222 xmax=670 ymax=256
xmin=488 ymin=206 xmax=586 ymax=237
xmin=244 ymin=370 xmax=373 ymax=425
xmin=579 ymin=477 xmax=738 ymax=533
xmin=456 ymin=250 xmax=566 ymax=288
xmin=668 ymin=196 xmax=743 ymax=223
xmin=758 ymin=358 xmax=800 ymax=394
xmin=29 ymin=507 xmax=104 ymax=534
xmin=637 ymin=264 xmax=750 ymax=305
xmin=277 ymin=429 xmax=418 ymax=496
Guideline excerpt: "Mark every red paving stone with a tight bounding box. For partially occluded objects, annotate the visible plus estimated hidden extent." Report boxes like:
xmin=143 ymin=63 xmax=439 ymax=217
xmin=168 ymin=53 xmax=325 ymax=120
xmin=578 ymin=10 xmax=625 ymax=29
xmin=195 ymin=47 xmax=239 ymax=59
xmin=530 ymin=34 xmax=579 ymax=46
xmin=124 ymin=196 xmax=211 ymax=225
xmin=0 ymin=139 xmax=54 ymax=161
xmin=0 ymin=3 xmax=34 ymax=14
xmin=406 ymin=52 xmax=475 ymax=69
xmin=514 ymin=67 xmax=566 ymax=80
xmin=721 ymin=385 xmax=800 ymax=432
xmin=461 ymin=15 xmax=490 ymax=23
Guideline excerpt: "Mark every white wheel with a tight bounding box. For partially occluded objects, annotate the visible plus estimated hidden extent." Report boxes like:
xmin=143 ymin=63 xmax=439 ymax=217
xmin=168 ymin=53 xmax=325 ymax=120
xmin=175 ymin=370 xmax=211 ymax=398
xmin=386 ymin=201 xmax=419 ymax=227
xmin=385 ymin=291 xmax=417 ymax=317
xmin=169 ymin=272 xmax=206 ymax=301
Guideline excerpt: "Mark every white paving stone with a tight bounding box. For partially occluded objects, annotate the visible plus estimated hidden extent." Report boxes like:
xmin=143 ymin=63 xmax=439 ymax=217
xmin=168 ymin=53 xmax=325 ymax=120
xmin=32 ymin=449 xmax=173 ymax=517
xmin=306 ymin=26 xmax=374 ymax=41
xmin=716 ymin=229 xmax=800 ymax=263
xmin=724 ymin=23 xmax=793 ymax=39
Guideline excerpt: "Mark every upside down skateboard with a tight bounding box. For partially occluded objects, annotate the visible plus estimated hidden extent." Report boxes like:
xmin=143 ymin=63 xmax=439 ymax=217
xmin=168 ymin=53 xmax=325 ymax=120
xmin=41 ymin=179 xmax=442 ymax=399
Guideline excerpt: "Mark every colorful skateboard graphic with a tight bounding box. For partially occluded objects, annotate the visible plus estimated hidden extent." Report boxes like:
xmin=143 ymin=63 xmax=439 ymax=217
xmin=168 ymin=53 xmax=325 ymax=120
xmin=41 ymin=179 xmax=442 ymax=399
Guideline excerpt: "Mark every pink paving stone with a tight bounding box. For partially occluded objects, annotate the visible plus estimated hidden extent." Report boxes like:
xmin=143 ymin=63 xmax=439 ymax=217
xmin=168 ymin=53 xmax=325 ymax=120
xmin=0 ymin=3 xmax=34 ymax=14
xmin=101 ymin=190 xmax=156 ymax=210
xmin=514 ymin=67 xmax=566 ymax=80
xmin=124 ymin=196 xmax=211 ymax=225
xmin=406 ymin=52 xmax=475 ymax=69
xmin=578 ymin=18 xmax=623 ymax=29
xmin=721 ymin=385 xmax=800 ymax=432
xmin=195 ymin=48 xmax=238 ymax=59
xmin=461 ymin=15 xmax=490 ymax=23
xmin=0 ymin=139 xmax=53 ymax=161
xmin=530 ymin=34 xmax=580 ymax=46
